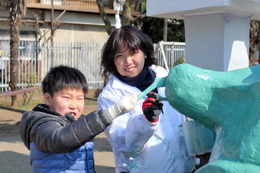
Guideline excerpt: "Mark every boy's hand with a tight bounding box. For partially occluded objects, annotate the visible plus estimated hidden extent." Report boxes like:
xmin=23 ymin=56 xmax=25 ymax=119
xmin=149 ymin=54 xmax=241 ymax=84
xmin=142 ymin=92 xmax=163 ymax=122
xmin=107 ymin=93 xmax=137 ymax=119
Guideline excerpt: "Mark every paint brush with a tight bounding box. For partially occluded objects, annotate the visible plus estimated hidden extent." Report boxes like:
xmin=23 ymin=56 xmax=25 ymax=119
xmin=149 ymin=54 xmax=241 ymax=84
xmin=137 ymin=77 xmax=167 ymax=101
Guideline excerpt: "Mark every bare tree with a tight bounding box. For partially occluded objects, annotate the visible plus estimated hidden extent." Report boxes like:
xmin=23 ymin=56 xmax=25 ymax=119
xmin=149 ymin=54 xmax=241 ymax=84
xmin=9 ymin=0 xmax=26 ymax=107
xmin=96 ymin=0 xmax=113 ymax=35
xmin=96 ymin=0 xmax=144 ymax=35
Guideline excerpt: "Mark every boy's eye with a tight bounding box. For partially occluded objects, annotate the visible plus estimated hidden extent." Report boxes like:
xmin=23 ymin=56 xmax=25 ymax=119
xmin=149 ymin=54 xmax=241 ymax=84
xmin=62 ymin=96 xmax=70 ymax=99
xmin=78 ymin=97 xmax=84 ymax=100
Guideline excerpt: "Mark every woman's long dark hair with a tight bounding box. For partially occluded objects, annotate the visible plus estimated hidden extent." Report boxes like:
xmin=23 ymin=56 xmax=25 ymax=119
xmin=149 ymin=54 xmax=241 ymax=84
xmin=100 ymin=24 xmax=157 ymax=81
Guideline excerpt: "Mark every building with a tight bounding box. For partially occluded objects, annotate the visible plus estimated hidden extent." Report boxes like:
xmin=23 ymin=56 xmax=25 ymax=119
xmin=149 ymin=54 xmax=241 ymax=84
xmin=0 ymin=0 xmax=141 ymax=43
xmin=0 ymin=0 xmax=142 ymax=90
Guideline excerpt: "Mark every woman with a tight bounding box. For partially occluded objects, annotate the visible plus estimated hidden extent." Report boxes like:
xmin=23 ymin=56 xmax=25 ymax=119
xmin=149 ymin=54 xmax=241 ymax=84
xmin=98 ymin=25 xmax=196 ymax=173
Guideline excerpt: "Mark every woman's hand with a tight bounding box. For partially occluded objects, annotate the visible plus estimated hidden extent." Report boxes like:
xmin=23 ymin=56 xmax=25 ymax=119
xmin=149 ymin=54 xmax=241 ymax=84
xmin=142 ymin=92 xmax=163 ymax=122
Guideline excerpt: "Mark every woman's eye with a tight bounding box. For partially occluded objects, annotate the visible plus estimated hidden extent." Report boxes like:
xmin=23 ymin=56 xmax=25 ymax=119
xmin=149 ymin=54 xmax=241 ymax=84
xmin=115 ymin=54 xmax=122 ymax=59
xmin=132 ymin=50 xmax=139 ymax=54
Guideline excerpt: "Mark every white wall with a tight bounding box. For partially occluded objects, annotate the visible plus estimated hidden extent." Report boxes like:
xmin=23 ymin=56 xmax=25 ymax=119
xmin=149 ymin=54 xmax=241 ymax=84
xmin=42 ymin=11 xmax=115 ymax=43
xmin=184 ymin=13 xmax=250 ymax=71
xmin=40 ymin=24 xmax=108 ymax=43
xmin=147 ymin=0 xmax=260 ymax=20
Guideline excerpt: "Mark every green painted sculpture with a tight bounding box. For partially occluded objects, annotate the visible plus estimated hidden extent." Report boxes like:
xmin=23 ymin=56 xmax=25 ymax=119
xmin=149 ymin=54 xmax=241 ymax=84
xmin=165 ymin=63 xmax=260 ymax=173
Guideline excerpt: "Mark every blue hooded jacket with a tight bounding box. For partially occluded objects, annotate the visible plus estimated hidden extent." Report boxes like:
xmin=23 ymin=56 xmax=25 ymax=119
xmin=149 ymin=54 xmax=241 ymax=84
xmin=30 ymin=142 xmax=95 ymax=173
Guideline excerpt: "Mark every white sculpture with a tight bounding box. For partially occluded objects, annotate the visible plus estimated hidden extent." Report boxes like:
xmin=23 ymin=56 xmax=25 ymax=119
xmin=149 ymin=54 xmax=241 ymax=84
xmin=115 ymin=7 xmax=121 ymax=29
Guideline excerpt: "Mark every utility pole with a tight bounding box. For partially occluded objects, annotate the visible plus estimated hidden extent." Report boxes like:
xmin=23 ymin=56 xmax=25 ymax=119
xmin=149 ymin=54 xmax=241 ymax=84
xmin=163 ymin=18 xmax=168 ymax=41
xmin=163 ymin=18 xmax=168 ymax=63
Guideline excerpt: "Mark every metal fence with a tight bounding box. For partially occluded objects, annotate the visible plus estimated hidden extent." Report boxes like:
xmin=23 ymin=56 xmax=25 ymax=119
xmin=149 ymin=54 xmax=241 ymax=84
xmin=0 ymin=40 xmax=185 ymax=91
xmin=155 ymin=41 xmax=186 ymax=72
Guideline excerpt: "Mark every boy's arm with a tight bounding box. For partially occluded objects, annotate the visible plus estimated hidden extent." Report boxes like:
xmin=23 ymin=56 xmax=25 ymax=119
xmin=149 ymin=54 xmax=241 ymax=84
xmin=20 ymin=94 xmax=137 ymax=153
xmin=31 ymin=110 xmax=112 ymax=153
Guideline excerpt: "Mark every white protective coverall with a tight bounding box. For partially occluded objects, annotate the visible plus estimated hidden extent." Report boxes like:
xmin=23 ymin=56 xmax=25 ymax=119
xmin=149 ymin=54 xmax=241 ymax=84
xmin=98 ymin=65 xmax=196 ymax=173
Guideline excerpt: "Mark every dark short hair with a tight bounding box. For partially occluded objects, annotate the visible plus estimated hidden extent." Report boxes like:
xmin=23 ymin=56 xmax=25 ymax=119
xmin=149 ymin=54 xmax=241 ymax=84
xmin=42 ymin=65 xmax=88 ymax=97
xmin=100 ymin=24 xmax=157 ymax=81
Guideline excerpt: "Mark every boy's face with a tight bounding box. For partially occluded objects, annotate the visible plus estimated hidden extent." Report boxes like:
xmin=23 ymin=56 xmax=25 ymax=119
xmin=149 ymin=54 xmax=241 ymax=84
xmin=43 ymin=87 xmax=85 ymax=120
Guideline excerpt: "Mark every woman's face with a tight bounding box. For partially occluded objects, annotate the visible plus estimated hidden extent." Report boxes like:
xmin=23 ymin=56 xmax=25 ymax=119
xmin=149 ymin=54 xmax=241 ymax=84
xmin=114 ymin=48 xmax=146 ymax=78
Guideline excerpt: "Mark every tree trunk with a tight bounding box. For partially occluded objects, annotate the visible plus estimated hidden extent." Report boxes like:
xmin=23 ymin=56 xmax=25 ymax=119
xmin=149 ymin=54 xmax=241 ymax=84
xmin=121 ymin=0 xmax=137 ymax=25
xmin=9 ymin=0 xmax=23 ymax=107
xmin=96 ymin=0 xmax=113 ymax=35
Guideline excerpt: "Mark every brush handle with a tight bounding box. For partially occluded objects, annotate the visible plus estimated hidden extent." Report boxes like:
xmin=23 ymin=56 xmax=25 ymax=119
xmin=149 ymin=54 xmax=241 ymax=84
xmin=137 ymin=77 xmax=167 ymax=101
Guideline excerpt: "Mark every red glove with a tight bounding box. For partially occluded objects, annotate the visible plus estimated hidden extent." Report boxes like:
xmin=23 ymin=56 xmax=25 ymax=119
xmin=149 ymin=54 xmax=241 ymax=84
xmin=142 ymin=92 xmax=163 ymax=122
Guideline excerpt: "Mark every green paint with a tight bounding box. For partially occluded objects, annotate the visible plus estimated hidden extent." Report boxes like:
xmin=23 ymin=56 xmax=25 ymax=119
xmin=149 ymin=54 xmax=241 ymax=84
xmin=164 ymin=64 xmax=260 ymax=172
xmin=138 ymin=77 xmax=166 ymax=101
xmin=154 ymin=137 xmax=163 ymax=141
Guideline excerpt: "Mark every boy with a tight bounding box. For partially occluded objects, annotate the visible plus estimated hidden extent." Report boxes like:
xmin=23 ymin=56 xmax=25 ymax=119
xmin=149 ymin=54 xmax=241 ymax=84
xmin=20 ymin=65 xmax=137 ymax=173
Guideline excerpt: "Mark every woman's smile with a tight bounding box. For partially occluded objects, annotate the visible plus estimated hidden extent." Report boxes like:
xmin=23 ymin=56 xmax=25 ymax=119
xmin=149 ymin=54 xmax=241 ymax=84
xmin=125 ymin=66 xmax=136 ymax=72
